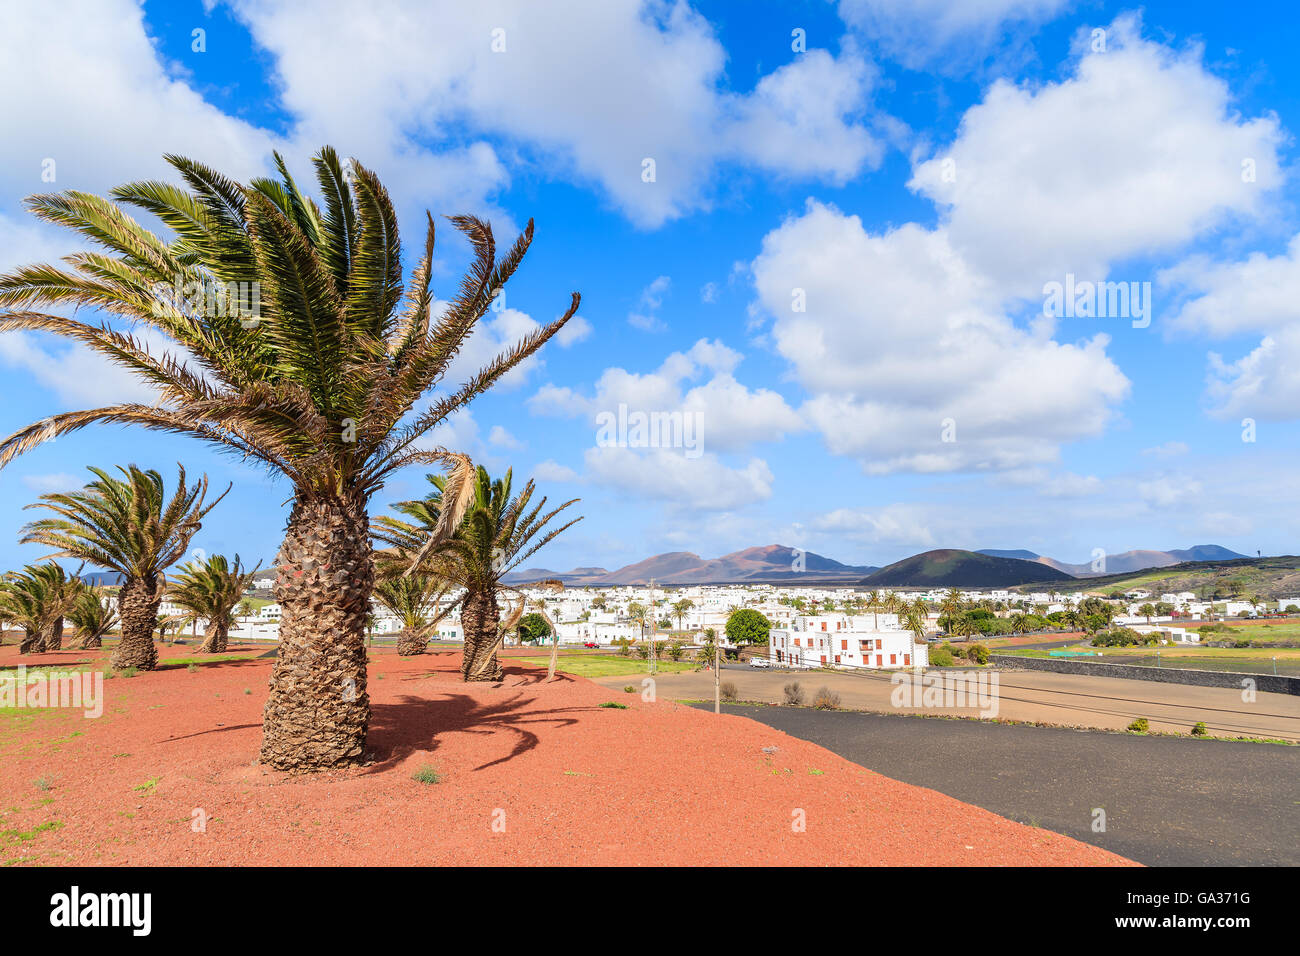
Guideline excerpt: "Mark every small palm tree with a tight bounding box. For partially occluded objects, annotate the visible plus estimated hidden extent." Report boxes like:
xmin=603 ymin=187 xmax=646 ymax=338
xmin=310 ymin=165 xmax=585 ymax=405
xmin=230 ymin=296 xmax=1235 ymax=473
xmin=0 ymin=147 xmax=579 ymax=770
xmin=670 ymin=598 xmax=694 ymax=631
xmin=374 ymin=467 xmax=580 ymax=681
xmin=19 ymin=465 xmax=225 ymax=670
xmin=373 ymin=573 xmax=455 ymax=656
xmin=865 ymin=589 xmax=882 ymax=629
xmin=67 ymin=589 xmax=118 ymax=650
xmin=169 ymin=554 xmax=260 ymax=654
xmin=0 ymin=567 xmax=56 ymax=653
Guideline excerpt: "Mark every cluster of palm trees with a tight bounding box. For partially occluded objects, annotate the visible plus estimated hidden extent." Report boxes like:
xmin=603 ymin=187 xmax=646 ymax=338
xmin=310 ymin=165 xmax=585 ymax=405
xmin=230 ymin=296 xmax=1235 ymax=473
xmin=0 ymin=562 xmax=116 ymax=653
xmin=0 ymin=147 xmax=580 ymax=771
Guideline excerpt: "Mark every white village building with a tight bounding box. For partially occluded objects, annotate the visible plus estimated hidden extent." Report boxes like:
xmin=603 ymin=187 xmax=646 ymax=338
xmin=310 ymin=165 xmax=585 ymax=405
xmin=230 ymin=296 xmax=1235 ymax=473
xmin=768 ymin=614 xmax=928 ymax=670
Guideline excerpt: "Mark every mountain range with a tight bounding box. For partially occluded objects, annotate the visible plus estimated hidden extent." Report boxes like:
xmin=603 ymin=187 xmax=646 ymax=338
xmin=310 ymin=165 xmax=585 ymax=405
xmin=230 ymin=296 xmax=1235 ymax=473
xmin=504 ymin=543 xmax=1249 ymax=588
xmin=975 ymin=545 xmax=1247 ymax=578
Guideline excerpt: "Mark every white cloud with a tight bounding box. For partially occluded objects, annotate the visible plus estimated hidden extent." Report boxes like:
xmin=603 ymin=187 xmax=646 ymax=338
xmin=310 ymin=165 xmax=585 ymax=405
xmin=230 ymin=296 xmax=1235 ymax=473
xmin=226 ymin=0 xmax=884 ymax=228
xmin=21 ymin=472 xmax=84 ymax=494
xmin=0 ymin=330 xmax=163 ymax=407
xmin=811 ymin=504 xmax=938 ymax=549
xmin=554 ymin=315 xmax=592 ymax=347
xmin=1142 ymin=441 xmax=1189 ymax=458
xmin=628 ymin=275 xmax=672 ymax=332
xmin=837 ymin=0 xmax=1070 ymax=70
xmin=1138 ymin=475 xmax=1202 ymax=509
xmin=1162 ymin=235 xmax=1300 ymax=419
xmin=700 ymin=282 xmax=719 ymax=304
xmin=750 ymin=200 xmax=1128 ymax=473
xmin=908 ymin=14 xmax=1285 ymax=296
xmin=532 ymin=460 xmax=580 ymax=483
xmin=528 ymin=338 xmax=803 ymax=452
xmin=487 ymin=425 xmax=523 ymax=450
xmin=584 ymin=445 xmax=773 ymax=510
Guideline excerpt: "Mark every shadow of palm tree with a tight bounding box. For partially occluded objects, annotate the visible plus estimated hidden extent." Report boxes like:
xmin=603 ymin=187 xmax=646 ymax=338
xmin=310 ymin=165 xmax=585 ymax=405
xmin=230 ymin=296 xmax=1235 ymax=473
xmin=367 ymin=688 xmax=596 ymax=773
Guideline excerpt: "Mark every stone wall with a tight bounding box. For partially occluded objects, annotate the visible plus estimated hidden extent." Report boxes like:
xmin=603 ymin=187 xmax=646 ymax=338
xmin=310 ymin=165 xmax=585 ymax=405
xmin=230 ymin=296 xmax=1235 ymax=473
xmin=991 ymin=654 xmax=1299 ymax=696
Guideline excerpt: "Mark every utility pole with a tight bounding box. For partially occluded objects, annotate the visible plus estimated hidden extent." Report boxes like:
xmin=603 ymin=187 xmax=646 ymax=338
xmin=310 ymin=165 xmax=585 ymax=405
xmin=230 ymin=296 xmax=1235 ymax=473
xmin=649 ymin=578 xmax=657 ymax=675
xmin=712 ymin=634 xmax=722 ymax=712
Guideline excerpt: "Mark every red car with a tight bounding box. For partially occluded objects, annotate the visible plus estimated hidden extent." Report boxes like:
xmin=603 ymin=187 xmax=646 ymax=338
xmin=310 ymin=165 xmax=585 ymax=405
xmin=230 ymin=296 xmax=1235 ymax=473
xmin=583 ymin=642 xmax=599 ymax=648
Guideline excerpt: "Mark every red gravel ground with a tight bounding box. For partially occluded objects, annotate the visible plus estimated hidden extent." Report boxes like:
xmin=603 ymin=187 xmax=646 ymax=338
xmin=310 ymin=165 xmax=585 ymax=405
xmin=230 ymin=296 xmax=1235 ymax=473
xmin=0 ymin=641 xmax=1136 ymax=866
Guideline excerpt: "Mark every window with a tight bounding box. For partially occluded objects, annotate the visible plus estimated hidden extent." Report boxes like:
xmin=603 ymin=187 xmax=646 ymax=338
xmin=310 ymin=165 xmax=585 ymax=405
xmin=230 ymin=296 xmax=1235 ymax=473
xmin=904 ymin=654 xmax=910 ymax=666
xmin=840 ymin=639 xmax=848 ymax=651
xmin=890 ymin=654 xmax=897 ymax=665
xmin=875 ymin=639 xmax=882 ymax=650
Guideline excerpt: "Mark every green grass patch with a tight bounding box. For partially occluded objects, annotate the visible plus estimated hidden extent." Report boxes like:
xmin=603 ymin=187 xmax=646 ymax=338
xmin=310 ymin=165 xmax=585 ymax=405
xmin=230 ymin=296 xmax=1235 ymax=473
xmin=411 ymin=765 xmax=441 ymax=785
xmin=518 ymin=655 xmax=696 ymax=678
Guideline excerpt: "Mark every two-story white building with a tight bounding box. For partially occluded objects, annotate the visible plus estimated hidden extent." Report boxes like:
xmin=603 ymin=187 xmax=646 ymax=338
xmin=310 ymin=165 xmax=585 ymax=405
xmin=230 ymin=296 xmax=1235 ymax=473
xmin=767 ymin=614 xmax=928 ymax=670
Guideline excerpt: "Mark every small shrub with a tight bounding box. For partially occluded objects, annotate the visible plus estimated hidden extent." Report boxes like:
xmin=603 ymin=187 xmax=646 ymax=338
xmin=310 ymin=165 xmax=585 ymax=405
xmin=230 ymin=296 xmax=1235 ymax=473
xmin=187 ymin=664 xmax=198 ymax=673
xmin=1127 ymin=717 xmax=1149 ymax=733
xmin=599 ymin=701 xmax=628 ymax=709
xmin=33 ymin=776 xmax=52 ymax=792
xmin=812 ymin=686 xmax=840 ymax=710
xmin=411 ymin=765 xmax=441 ymax=785
xmin=117 ymin=667 xmax=138 ymax=678
xmin=623 ymin=685 xmax=636 ymax=693
xmin=966 ymin=643 xmax=990 ymax=665
xmin=1192 ymin=721 xmax=1208 ymax=736
xmin=720 ymin=681 xmax=738 ymax=702
xmin=929 ymin=648 xmax=955 ymax=667
xmin=783 ymin=681 xmax=805 ymax=706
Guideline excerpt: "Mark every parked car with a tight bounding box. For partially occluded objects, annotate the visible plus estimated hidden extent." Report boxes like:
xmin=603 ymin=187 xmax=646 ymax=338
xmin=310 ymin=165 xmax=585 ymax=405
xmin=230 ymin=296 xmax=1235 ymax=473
xmin=582 ymin=642 xmax=599 ymax=648
xmin=749 ymin=657 xmax=771 ymax=668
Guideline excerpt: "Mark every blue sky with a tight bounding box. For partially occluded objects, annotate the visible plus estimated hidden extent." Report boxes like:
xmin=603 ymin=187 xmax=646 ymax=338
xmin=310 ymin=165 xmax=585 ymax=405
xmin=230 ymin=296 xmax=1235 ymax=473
xmin=2 ymin=0 xmax=1300 ymax=574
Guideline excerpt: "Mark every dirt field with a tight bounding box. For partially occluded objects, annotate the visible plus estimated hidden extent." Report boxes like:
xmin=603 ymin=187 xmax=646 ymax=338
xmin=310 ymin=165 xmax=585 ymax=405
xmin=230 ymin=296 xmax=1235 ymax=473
xmin=0 ymin=641 xmax=1133 ymax=866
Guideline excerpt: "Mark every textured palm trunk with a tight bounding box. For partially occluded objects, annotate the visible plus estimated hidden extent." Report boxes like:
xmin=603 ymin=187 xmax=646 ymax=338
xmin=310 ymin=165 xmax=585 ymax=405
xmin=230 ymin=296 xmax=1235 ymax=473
xmin=81 ymin=633 xmax=103 ymax=650
xmin=43 ymin=617 xmax=63 ymax=651
xmin=111 ymin=576 xmax=160 ymax=670
xmin=197 ymin=622 xmax=229 ymax=654
xmin=19 ymin=628 xmax=38 ymax=654
xmin=460 ymin=587 xmax=502 ymax=681
xmin=395 ymin=628 xmax=427 ymax=656
xmin=260 ymin=496 xmax=373 ymax=772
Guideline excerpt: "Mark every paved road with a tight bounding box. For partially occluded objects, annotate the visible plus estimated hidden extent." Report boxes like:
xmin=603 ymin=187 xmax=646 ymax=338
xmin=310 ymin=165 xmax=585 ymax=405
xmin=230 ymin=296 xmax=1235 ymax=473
xmin=692 ymin=704 xmax=1300 ymax=866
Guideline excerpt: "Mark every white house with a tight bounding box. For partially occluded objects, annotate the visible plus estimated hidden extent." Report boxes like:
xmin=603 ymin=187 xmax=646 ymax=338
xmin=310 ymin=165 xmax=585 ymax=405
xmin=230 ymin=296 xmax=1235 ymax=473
xmin=768 ymin=614 xmax=927 ymax=670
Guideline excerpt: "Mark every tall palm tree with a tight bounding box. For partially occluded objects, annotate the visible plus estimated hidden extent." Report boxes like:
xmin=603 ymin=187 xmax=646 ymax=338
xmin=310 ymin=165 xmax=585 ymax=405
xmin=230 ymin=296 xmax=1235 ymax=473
xmin=67 ymin=589 xmax=118 ymax=650
xmin=865 ymin=589 xmax=882 ymax=629
xmin=168 ymin=554 xmax=260 ymax=654
xmin=19 ymin=465 xmax=223 ymax=670
xmin=372 ymin=573 xmax=455 ymax=656
xmin=0 ymin=148 xmax=579 ymax=770
xmin=374 ymin=467 xmax=580 ymax=681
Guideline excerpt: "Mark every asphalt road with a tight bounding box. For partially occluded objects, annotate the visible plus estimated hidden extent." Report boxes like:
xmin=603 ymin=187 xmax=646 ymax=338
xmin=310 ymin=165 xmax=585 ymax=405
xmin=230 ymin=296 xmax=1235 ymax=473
xmin=694 ymin=703 xmax=1300 ymax=866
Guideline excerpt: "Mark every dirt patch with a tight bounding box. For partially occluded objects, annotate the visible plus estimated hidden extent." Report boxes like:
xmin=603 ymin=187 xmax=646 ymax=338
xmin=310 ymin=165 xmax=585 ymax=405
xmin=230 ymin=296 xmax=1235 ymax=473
xmin=0 ymin=641 xmax=1134 ymax=866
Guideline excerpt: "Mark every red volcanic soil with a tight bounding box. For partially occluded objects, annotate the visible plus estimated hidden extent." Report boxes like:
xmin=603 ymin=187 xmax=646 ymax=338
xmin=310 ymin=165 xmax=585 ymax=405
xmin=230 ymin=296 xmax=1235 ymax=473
xmin=0 ymin=640 xmax=1135 ymax=866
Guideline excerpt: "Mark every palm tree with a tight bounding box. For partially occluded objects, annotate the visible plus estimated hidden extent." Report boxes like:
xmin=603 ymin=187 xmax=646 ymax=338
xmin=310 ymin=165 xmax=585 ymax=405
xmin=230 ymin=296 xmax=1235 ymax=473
xmin=0 ymin=148 xmax=579 ymax=769
xmin=0 ymin=566 xmax=63 ymax=654
xmin=29 ymin=562 xmax=83 ymax=652
xmin=374 ymin=467 xmax=580 ymax=681
xmin=20 ymin=465 xmax=222 ymax=671
xmin=67 ymin=589 xmax=118 ymax=650
xmin=865 ymin=589 xmax=882 ymax=629
xmin=168 ymin=554 xmax=260 ymax=654
xmin=902 ymin=602 xmax=929 ymax=660
xmin=670 ymin=598 xmax=694 ymax=631
xmin=940 ymin=587 xmax=964 ymax=634
xmin=372 ymin=573 xmax=455 ymax=656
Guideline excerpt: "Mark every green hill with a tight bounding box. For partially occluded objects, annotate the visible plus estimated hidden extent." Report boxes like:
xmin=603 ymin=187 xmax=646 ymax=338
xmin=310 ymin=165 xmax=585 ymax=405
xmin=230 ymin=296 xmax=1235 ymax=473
xmin=861 ymin=549 xmax=1074 ymax=588
xmin=1039 ymin=555 xmax=1300 ymax=599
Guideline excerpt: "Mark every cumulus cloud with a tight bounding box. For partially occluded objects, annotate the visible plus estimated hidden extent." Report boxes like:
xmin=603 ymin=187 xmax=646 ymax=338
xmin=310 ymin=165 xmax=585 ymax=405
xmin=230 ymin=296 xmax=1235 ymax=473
xmin=532 ymin=460 xmax=580 ymax=483
xmin=225 ymin=0 xmax=884 ymax=228
xmin=908 ymin=14 xmax=1285 ymax=297
xmin=584 ymin=445 xmax=774 ymax=510
xmin=628 ymin=276 xmax=672 ymax=332
xmin=528 ymin=338 xmax=802 ymax=452
xmin=750 ymin=200 xmax=1128 ymax=473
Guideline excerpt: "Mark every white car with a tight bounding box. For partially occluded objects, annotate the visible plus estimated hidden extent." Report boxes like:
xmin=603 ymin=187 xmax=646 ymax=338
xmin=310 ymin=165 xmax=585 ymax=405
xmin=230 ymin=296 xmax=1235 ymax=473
xmin=748 ymin=657 xmax=772 ymax=668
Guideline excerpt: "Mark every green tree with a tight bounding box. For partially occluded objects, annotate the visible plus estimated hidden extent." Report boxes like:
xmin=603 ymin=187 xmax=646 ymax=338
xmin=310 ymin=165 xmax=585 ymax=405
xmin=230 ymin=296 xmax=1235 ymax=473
xmin=517 ymin=611 xmax=552 ymax=644
xmin=372 ymin=573 xmax=454 ymax=656
xmin=725 ymin=608 xmax=770 ymax=646
xmin=0 ymin=147 xmax=579 ymax=771
xmin=670 ymin=598 xmax=694 ymax=631
xmin=67 ymin=588 xmax=117 ymax=650
xmin=168 ymin=554 xmax=259 ymax=654
xmin=374 ymin=467 xmax=580 ymax=680
xmin=20 ymin=466 xmax=222 ymax=669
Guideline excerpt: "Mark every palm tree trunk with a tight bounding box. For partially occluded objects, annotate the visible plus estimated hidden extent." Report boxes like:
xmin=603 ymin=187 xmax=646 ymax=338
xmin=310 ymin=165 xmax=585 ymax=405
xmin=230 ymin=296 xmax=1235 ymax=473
xmin=395 ymin=628 xmax=427 ymax=656
xmin=19 ymin=628 xmax=38 ymax=654
xmin=110 ymin=576 xmax=160 ymax=670
xmin=81 ymin=633 xmax=102 ymax=650
xmin=197 ymin=622 xmax=228 ymax=654
xmin=460 ymin=587 xmax=502 ymax=681
xmin=260 ymin=496 xmax=373 ymax=772
xmin=44 ymin=617 xmax=64 ymax=651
